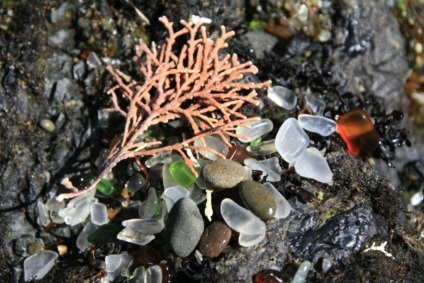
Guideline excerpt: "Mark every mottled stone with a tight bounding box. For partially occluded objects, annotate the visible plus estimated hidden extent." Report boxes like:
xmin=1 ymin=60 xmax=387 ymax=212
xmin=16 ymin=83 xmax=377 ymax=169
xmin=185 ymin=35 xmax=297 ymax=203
xmin=239 ymin=180 xmax=276 ymax=220
xmin=166 ymin=198 xmax=204 ymax=257
xmin=198 ymin=222 xmax=231 ymax=258
xmin=201 ymin=159 xmax=248 ymax=189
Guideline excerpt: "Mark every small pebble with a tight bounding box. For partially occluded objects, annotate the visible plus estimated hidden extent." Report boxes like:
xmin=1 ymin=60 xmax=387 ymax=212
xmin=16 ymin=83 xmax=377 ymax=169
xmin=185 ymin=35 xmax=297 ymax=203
xmin=40 ymin=119 xmax=56 ymax=132
xmin=275 ymin=118 xmax=310 ymax=163
xmin=197 ymin=222 xmax=231 ymax=258
xmin=239 ymin=180 xmax=276 ymax=220
xmin=166 ymin=198 xmax=204 ymax=257
xmin=263 ymin=182 xmax=291 ymax=219
xmin=201 ymin=159 xmax=248 ymax=189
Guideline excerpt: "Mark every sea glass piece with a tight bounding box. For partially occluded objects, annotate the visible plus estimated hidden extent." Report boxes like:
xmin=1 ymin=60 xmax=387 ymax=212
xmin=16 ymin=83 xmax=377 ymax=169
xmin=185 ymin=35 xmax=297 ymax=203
xmin=220 ymin=198 xmax=266 ymax=235
xmin=122 ymin=218 xmax=164 ymax=234
xmin=90 ymin=203 xmax=109 ymax=225
xmin=292 ymin=261 xmax=312 ymax=283
xmin=139 ymin=187 xmax=158 ymax=219
xmin=294 ymin=147 xmax=333 ymax=184
xmin=194 ymin=135 xmax=229 ymax=160
xmin=263 ymin=182 xmax=291 ymax=219
xmin=236 ymin=119 xmax=273 ymax=143
xmin=244 ymin=158 xmax=281 ymax=182
xmin=298 ymin=114 xmax=337 ymax=136
xmin=127 ymin=173 xmax=146 ymax=193
xmin=247 ymin=139 xmax=277 ymax=155
xmin=267 ymin=86 xmax=297 ymax=110
xmin=336 ymin=109 xmax=380 ymax=158
xmin=97 ymin=178 xmax=114 ymax=195
xmin=226 ymin=145 xmax=253 ymax=164
xmin=275 ymin=118 xmax=310 ymax=163
xmin=305 ymin=94 xmax=326 ymax=115
xmin=169 ymin=160 xmax=197 ymax=188
xmin=105 ymin=252 xmax=133 ymax=282
xmin=254 ymin=269 xmax=286 ymax=283
xmin=24 ymin=250 xmax=58 ymax=281
xmin=163 ymin=185 xmax=190 ymax=212
xmin=87 ymin=224 xmax=120 ymax=243
xmin=238 ymin=232 xmax=266 ymax=247
xmin=117 ymin=227 xmax=155 ymax=246
xmin=144 ymin=265 xmax=162 ymax=283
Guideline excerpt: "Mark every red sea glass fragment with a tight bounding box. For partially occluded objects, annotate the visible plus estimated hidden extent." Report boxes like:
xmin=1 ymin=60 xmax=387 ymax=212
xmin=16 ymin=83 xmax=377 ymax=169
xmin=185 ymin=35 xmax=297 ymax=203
xmin=336 ymin=109 xmax=380 ymax=158
xmin=254 ymin=269 xmax=286 ymax=283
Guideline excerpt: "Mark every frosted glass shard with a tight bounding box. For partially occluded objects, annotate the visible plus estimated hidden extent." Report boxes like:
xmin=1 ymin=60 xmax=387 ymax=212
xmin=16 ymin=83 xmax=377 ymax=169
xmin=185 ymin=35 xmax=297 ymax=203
xmin=76 ymin=221 xmax=98 ymax=251
xmin=244 ymin=158 xmax=281 ymax=182
xmin=236 ymin=119 xmax=273 ymax=143
xmin=247 ymin=139 xmax=277 ymax=155
xmin=292 ymin=261 xmax=312 ymax=283
xmin=145 ymin=150 xmax=172 ymax=168
xmin=260 ymin=157 xmax=283 ymax=176
xmin=46 ymin=197 xmax=65 ymax=224
xmin=139 ymin=187 xmax=159 ymax=219
xmin=163 ymin=186 xmax=190 ymax=212
xmin=267 ymin=86 xmax=297 ymax=110
xmin=117 ymin=227 xmax=155 ymax=246
xmin=91 ymin=203 xmax=109 ymax=225
xmin=294 ymin=147 xmax=333 ymax=184
xmin=162 ymin=155 xmax=184 ymax=189
xmin=194 ymin=136 xmax=229 ymax=160
xmin=188 ymin=186 xmax=206 ymax=205
xmin=238 ymin=232 xmax=266 ymax=247
xmin=122 ymin=219 xmax=164 ymax=234
xmin=105 ymin=252 xmax=133 ymax=282
xmin=127 ymin=173 xmax=146 ymax=193
xmin=37 ymin=200 xmax=49 ymax=227
xmin=305 ymin=94 xmax=326 ymax=115
xmin=220 ymin=198 xmax=266 ymax=235
xmin=144 ymin=265 xmax=162 ymax=283
xmin=275 ymin=118 xmax=310 ymax=163
xmin=24 ymin=250 xmax=58 ymax=281
xmin=58 ymin=189 xmax=96 ymax=226
xmin=263 ymin=182 xmax=292 ymax=219
xmin=298 ymin=114 xmax=337 ymax=136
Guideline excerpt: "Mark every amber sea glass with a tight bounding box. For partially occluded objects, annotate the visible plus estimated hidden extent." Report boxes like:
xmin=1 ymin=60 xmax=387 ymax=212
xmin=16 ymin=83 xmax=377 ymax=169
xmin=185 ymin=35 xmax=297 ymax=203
xmin=336 ymin=109 xmax=380 ymax=158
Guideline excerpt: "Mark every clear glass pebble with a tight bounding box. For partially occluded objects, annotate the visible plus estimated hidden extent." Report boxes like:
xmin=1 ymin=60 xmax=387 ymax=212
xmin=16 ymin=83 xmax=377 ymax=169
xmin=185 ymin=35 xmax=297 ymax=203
xmin=76 ymin=221 xmax=98 ymax=251
xmin=24 ymin=250 xmax=58 ymax=281
xmin=263 ymin=182 xmax=291 ymax=219
xmin=127 ymin=173 xmax=146 ymax=193
xmin=298 ymin=114 xmax=336 ymax=136
xmin=220 ymin=198 xmax=266 ymax=235
xmin=105 ymin=252 xmax=133 ymax=282
xmin=144 ymin=265 xmax=163 ymax=283
xmin=236 ymin=119 xmax=273 ymax=143
xmin=117 ymin=227 xmax=155 ymax=246
xmin=46 ymin=197 xmax=65 ymax=224
xmin=238 ymin=232 xmax=266 ymax=247
xmin=139 ymin=187 xmax=159 ymax=219
xmin=162 ymin=155 xmax=184 ymax=189
xmin=91 ymin=203 xmax=109 ymax=226
xmin=275 ymin=118 xmax=310 ymax=163
xmin=305 ymin=94 xmax=326 ymax=115
xmin=122 ymin=218 xmax=164 ymax=234
xmin=260 ymin=157 xmax=283 ymax=177
xmin=37 ymin=200 xmax=49 ymax=227
xmin=163 ymin=185 xmax=190 ymax=212
xmin=145 ymin=150 xmax=172 ymax=168
xmin=194 ymin=135 xmax=229 ymax=160
xmin=58 ymin=189 xmax=96 ymax=226
xmin=246 ymin=139 xmax=277 ymax=155
xmin=292 ymin=261 xmax=312 ymax=283
xmin=294 ymin=147 xmax=333 ymax=184
xmin=244 ymin=158 xmax=281 ymax=182
xmin=267 ymin=86 xmax=297 ymax=110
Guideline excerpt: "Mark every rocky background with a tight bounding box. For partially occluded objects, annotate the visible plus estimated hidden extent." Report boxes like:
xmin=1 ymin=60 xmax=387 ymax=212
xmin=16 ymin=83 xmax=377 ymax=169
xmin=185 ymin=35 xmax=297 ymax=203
xmin=1 ymin=0 xmax=423 ymax=282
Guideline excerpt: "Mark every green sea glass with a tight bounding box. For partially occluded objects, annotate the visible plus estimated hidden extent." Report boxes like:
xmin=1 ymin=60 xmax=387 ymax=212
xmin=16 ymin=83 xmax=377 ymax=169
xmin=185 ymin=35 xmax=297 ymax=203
xmin=96 ymin=178 xmax=114 ymax=195
xmin=169 ymin=160 xmax=196 ymax=188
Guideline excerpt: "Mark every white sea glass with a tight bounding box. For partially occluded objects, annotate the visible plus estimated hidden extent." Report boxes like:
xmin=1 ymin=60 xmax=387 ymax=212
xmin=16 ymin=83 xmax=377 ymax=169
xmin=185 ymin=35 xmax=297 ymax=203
xmin=294 ymin=147 xmax=333 ymax=184
xmin=24 ymin=250 xmax=58 ymax=281
xmin=220 ymin=198 xmax=266 ymax=235
xmin=298 ymin=114 xmax=336 ymax=136
xmin=244 ymin=158 xmax=281 ymax=182
xmin=117 ymin=227 xmax=155 ymax=246
xmin=263 ymin=182 xmax=291 ymax=219
xmin=122 ymin=219 xmax=164 ymax=234
xmin=236 ymin=119 xmax=273 ymax=143
xmin=58 ymin=189 xmax=96 ymax=226
xmin=139 ymin=187 xmax=158 ymax=219
xmin=275 ymin=118 xmax=310 ymax=163
xmin=105 ymin=252 xmax=133 ymax=282
xmin=163 ymin=185 xmax=190 ymax=212
xmin=238 ymin=232 xmax=266 ymax=247
xmin=267 ymin=86 xmax=297 ymax=110
xmin=194 ymin=135 xmax=229 ymax=160
xmin=144 ymin=265 xmax=163 ymax=283
xmin=305 ymin=94 xmax=326 ymax=115
xmin=91 ymin=202 xmax=109 ymax=225
xmin=76 ymin=221 xmax=98 ymax=251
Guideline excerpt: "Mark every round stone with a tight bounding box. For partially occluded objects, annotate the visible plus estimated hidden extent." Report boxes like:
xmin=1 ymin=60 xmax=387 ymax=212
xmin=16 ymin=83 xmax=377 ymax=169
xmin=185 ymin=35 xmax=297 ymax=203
xmin=239 ymin=180 xmax=276 ymax=220
xmin=197 ymin=221 xmax=231 ymax=258
xmin=39 ymin=119 xmax=56 ymax=132
xmin=201 ymin=159 xmax=248 ymax=189
xmin=166 ymin=198 xmax=204 ymax=257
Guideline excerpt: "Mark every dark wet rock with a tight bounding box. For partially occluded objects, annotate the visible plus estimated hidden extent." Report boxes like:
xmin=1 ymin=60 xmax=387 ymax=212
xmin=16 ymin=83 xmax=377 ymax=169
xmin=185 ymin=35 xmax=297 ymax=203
xmin=239 ymin=180 xmax=276 ymax=220
xmin=201 ymin=159 xmax=248 ymax=189
xmin=166 ymin=198 xmax=204 ymax=257
xmin=198 ymin=222 xmax=232 ymax=258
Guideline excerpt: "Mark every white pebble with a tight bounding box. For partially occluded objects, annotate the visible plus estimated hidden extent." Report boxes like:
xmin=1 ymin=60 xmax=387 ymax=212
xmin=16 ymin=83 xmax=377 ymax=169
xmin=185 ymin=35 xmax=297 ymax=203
xmin=298 ymin=114 xmax=337 ymax=136
xmin=238 ymin=232 xmax=266 ymax=247
xmin=105 ymin=252 xmax=133 ymax=282
xmin=263 ymin=182 xmax=291 ymax=219
xmin=144 ymin=265 xmax=163 ymax=283
xmin=244 ymin=158 xmax=281 ymax=182
xmin=275 ymin=118 xmax=310 ymax=163
xmin=117 ymin=227 xmax=155 ymax=246
xmin=236 ymin=119 xmax=273 ymax=143
xmin=411 ymin=191 xmax=423 ymax=206
xmin=122 ymin=218 xmax=164 ymax=234
xmin=163 ymin=185 xmax=190 ymax=212
xmin=194 ymin=136 xmax=229 ymax=160
xmin=90 ymin=203 xmax=109 ymax=225
xmin=220 ymin=198 xmax=266 ymax=235
xmin=267 ymin=86 xmax=297 ymax=110
xmin=24 ymin=250 xmax=58 ymax=281
xmin=305 ymin=94 xmax=326 ymax=115
xmin=139 ymin=187 xmax=159 ymax=219
xmin=40 ymin=119 xmax=56 ymax=132
xmin=294 ymin=147 xmax=333 ymax=184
